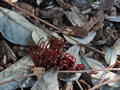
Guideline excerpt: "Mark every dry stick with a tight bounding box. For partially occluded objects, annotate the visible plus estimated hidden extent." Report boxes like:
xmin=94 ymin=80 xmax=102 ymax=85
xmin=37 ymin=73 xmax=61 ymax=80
xmin=0 ymin=72 xmax=44 ymax=85
xmin=89 ymin=76 xmax=120 ymax=90
xmin=15 ymin=80 xmax=24 ymax=90
xmin=91 ymin=63 xmax=118 ymax=89
xmin=76 ymin=80 xmax=84 ymax=90
xmin=3 ymin=0 xmax=104 ymax=55
xmin=59 ymin=68 xmax=120 ymax=73
xmin=0 ymin=68 xmax=120 ymax=85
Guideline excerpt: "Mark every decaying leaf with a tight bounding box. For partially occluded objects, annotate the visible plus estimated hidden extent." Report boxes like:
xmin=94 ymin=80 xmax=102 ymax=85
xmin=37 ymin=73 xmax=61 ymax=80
xmin=60 ymin=26 xmax=88 ymax=38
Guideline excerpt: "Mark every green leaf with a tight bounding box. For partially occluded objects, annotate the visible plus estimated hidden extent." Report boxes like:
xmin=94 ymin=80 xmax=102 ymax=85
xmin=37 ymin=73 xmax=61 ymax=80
xmin=85 ymin=0 xmax=101 ymax=5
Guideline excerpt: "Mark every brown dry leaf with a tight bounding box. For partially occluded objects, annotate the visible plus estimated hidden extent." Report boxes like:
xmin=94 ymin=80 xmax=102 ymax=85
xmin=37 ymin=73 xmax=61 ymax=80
xmin=60 ymin=26 xmax=88 ymax=38
xmin=31 ymin=67 xmax=45 ymax=78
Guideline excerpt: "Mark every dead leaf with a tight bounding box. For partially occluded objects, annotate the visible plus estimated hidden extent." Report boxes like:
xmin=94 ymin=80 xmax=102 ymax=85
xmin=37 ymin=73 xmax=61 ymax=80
xmin=60 ymin=26 xmax=88 ymax=38
xmin=31 ymin=67 xmax=45 ymax=78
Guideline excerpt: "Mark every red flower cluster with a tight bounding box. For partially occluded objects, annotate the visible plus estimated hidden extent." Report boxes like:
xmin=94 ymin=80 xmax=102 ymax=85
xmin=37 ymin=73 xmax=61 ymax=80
xmin=29 ymin=38 xmax=85 ymax=70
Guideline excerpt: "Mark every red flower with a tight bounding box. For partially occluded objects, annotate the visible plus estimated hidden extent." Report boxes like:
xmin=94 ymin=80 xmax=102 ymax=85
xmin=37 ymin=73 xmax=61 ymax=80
xmin=29 ymin=38 xmax=85 ymax=70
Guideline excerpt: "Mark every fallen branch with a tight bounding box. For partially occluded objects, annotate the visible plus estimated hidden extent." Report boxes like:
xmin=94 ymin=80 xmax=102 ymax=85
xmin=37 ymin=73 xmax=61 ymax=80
xmin=59 ymin=68 xmax=120 ymax=73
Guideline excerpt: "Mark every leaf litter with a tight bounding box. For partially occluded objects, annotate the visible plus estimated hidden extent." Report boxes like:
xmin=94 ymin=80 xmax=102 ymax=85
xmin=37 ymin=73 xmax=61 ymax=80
xmin=0 ymin=0 xmax=120 ymax=90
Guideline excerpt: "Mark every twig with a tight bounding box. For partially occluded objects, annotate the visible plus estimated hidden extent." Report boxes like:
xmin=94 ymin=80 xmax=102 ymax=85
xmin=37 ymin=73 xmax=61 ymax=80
xmin=59 ymin=68 xmax=120 ymax=73
xmin=89 ymin=76 xmax=120 ymax=90
xmin=15 ymin=79 xmax=24 ymax=90
xmin=97 ymin=64 xmax=116 ymax=89
xmin=2 ymin=0 xmax=104 ymax=55
xmin=0 ymin=72 xmax=44 ymax=85
xmin=76 ymin=80 xmax=84 ymax=90
xmin=0 ymin=68 xmax=120 ymax=85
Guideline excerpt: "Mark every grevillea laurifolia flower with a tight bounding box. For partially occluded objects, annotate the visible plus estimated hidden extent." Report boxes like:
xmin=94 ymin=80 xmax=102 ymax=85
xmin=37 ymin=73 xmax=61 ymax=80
xmin=29 ymin=38 xmax=85 ymax=70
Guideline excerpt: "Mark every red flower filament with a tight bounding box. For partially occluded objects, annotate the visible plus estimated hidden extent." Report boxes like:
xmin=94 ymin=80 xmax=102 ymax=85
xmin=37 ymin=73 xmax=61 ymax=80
xmin=29 ymin=38 xmax=85 ymax=70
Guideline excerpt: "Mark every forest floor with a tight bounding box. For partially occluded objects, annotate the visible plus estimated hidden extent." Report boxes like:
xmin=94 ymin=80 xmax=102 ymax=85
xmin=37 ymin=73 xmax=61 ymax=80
xmin=0 ymin=0 xmax=120 ymax=90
